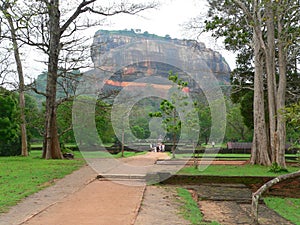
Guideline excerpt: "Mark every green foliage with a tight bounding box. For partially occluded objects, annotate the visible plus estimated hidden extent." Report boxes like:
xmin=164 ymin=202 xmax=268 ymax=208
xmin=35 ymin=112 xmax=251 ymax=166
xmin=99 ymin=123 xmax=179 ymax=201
xmin=60 ymin=144 xmax=74 ymax=155
xmin=204 ymin=0 xmax=252 ymax=51
xmin=29 ymin=70 xmax=82 ymax=107
xmin=268 ymin=163 xmax=288 ymax=173
xmin=131 ymin=125 xmax=146 ymax=139
xmin=56 ymin=98 xmax=114 ymax=145
xmin=282 ymin=102 xmax=300 ymax=145
xmin=225 ymin=99 xmax=252 ymax=141
xmin=0 ymin=88 xmax=21 ymax=156
xmin=197 ymin=102 xmax=211 ymax=144
xmin=57 ymin=100 xmax=74 ymax=143
xmin=149 ymin=71 xmax=190 ymax=157
xmin=95 ymin=101 xmax=115 ymax=144
xmin=98 ymin=29 xmax=173 ymax=41
xmin=202 ymin=0 xmax=300 ymax=141
xmin=24 ymin=94 xmax=42 ymax=141
xmin=129 ymin=98 xmax=158 ymax=139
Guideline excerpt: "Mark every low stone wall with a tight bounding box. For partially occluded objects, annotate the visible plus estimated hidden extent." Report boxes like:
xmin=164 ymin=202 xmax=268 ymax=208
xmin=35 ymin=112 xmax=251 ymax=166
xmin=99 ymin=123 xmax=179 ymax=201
xmin=160 ymin=174 xmax=300 ymax=198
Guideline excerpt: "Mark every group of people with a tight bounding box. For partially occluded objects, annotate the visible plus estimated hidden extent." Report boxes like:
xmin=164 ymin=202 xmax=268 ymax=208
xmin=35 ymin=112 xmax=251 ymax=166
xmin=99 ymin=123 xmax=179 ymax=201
xmin=150 ymin=143 xmax=165 ymax=152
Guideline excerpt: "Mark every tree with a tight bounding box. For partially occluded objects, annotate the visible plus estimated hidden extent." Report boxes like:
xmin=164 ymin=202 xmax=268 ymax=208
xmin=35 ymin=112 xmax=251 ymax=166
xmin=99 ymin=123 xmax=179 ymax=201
xmin=150 ymin=72 xmax=189 ymax=158
xmin=0 ymin=88 xmax=21 ymax=156
xmin=197 ymin=103 xmax=211 ymax=145
xmin=18 ymin=0 xmax=156 ymax=159
xmin=0 ymin=0 xmax=28 ymax=156
xmin=196 ymin=0 xmax=300 ymax=167
xmin=225 ymin=100 xmax=252 ymax=142
xmin=24 ymin=94 xmax=42 ymax=143
xmin=283 ymin=102 xmax=300 ymax=144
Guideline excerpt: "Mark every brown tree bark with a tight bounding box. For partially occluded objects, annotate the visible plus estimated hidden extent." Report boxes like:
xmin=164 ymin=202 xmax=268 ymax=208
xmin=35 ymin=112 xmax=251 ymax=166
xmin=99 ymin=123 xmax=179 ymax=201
xmin=2 ymin=3 xmax=28 ymax=156
xmin=40 ymin=0 xmax=156 ymax=159
xmin=264 ymin=2 xmax=277 ymax=164
xmin=43 ymin=0 xmax=63 ymax=159
xmin=276 ymin=12 xmax=287 ymax=168
xmin=250 ymin=32 xmax=271 ymax=166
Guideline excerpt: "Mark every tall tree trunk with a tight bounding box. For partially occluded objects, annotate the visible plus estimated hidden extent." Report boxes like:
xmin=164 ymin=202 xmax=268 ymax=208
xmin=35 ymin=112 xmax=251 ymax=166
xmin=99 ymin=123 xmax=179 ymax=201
xmin=265 ymin=3 xmax=277 ymax=164
xmin=251 ymin=32 xmax=271 ymax=166
xmin=5 ymin=9 xmax=28 ymax=156
xmin=276 ymin=15 xmax=287 ymax=168
xmin=43 ymin=0 xmax=62 ymax=159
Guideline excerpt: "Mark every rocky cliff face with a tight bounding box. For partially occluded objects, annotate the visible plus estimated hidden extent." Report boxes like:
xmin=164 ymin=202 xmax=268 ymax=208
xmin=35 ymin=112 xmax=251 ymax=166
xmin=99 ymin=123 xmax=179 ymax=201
xmin=90 ymin=29 xmax=231 ymax=92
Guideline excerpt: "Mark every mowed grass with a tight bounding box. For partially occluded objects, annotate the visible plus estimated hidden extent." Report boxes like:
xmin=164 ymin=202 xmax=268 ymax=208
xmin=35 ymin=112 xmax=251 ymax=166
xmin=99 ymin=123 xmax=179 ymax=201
xmin=0 ymin=151 xmax=85 ymax=213
xmin=179 ymin=164 xmax=300 ymax=177
xmin=177 ymin=188 xmax=204 ymax=224
xmin=264 ymin=197 xmax=300 ymax=225
xmin=177 ymin=188 xmax=220 ymax=225
xmin=80 ymin=150 xmax=147 ymax=159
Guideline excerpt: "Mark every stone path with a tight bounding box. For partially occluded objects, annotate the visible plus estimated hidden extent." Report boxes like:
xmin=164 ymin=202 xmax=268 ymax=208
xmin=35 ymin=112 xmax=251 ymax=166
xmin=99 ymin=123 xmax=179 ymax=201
xmin=186 ymin=184 xmax=295 ymax=225
xmin=134 ymin=186 xmax=190 ymax=225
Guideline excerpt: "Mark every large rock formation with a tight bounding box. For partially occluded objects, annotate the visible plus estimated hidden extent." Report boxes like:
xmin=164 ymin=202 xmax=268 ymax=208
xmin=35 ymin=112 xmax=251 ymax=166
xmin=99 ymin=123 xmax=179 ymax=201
xmin=90 ymin=29 xmax=231 ymax=93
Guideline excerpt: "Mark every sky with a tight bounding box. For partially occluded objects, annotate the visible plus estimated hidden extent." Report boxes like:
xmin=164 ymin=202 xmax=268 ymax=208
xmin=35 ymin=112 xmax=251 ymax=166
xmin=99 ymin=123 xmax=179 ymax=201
xmin=97 ymin=0 xmax=237 ymax=69
xmin=25 ymin=0 xmax=236 ymax=80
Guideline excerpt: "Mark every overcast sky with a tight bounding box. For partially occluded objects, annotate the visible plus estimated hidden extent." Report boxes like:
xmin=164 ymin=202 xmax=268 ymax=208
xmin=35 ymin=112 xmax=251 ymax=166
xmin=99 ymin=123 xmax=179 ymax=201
xmin=25 ymin=0 xmax=236 ymax=80
xmin=98 ymin=0 xmax=237 ymax=69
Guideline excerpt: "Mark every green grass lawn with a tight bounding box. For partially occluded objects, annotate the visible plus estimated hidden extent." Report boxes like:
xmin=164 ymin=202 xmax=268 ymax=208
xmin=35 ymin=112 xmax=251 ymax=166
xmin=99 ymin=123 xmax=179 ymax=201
xmin=77 ymin=150 xmax=147 ymax=158
xmin=177 ymin=188 xmax=220 ymax=225
xmin=173 ymin=153 xmax=298 ymax=161
xmin=0 ymin=151 xmax=85 ymax=213
xmin=264 ymin=197 xmax=300 ymax=225
xmin=179 ymin=164 xmax=300 ymax=177
xmin=175 ymin=153 xmax=251 ymax=160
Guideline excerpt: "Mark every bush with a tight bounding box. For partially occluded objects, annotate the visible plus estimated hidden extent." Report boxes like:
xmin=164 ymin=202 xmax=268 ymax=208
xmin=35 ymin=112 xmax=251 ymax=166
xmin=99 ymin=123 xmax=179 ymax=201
xmin=269 ymin=163 xmax=288 ymax=173
xmin=0 ymin=139 xmax=21 ymax=156
xmin=0 ymin=88 xmax=21 ymax=156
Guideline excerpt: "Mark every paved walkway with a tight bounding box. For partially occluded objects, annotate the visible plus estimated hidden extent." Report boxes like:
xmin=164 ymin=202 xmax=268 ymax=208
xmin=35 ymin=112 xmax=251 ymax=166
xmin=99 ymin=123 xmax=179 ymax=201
xmin=22 ymin=180 xmax=145 ymax=225
xmin=0 ymin=152 xmax=170 ymax=225
xmin=0 ymin=165 xmax=97 ymax=225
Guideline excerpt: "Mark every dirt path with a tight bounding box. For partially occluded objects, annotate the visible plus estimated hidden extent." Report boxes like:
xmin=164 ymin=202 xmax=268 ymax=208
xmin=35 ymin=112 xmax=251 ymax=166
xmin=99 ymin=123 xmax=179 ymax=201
xmin=1 ymin=153 xmax=295 ymax=225
xmin=0 ymin=152 xmax=171 ymax=225
xmin=134 ymin=186 xmax=190 ymax=225
xmin=22 ymin=180 xmax=145 ymax=225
